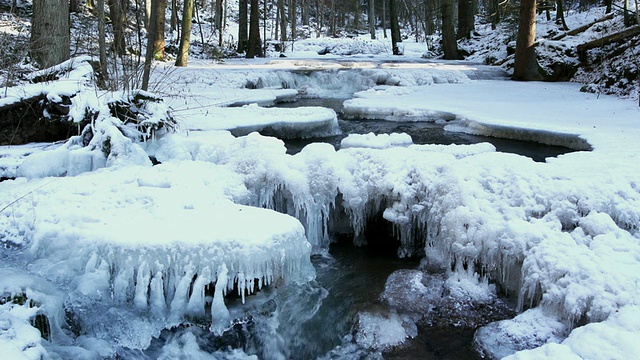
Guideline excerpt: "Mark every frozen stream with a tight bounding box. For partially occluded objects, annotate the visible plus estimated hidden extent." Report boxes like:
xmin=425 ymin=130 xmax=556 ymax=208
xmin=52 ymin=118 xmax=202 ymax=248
xmin=275 ymin=98 xmax=577 ymax=162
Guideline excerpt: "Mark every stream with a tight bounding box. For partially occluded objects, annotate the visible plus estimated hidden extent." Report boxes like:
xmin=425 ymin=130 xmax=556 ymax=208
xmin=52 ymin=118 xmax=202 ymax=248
xmin=276 ymin=97 xmax=576 ymax=162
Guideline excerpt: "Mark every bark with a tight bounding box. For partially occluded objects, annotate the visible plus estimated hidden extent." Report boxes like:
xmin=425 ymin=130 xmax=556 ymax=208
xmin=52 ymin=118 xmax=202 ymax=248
xmin=98 ymin=0 xmax=108 ymax=84
xmin=441 ymin=0 xmax=459 ymax=59
xmin=490 ymin=0 xmax=500 ymax=30
xmin=550 ymin=13 xmax=614 ymax=40
xmin=108 ymin=0 xmax=127 ymax=56
xmin=457 ymin=0 xmax=474 ymax=39
xmin=382 ymin=0 xmax=387 ymax=38
xmin=31 ymin=0 xmax=70 ymax=68
xmin=290 ymin=0 xmax=297 ymax=40
xmin=153 ymin=0 xmax=166 ymax=59
xmin=246 ymin=0 xmax=262 ymax=58
xmin=238 ymin=0 xmax=248 ymax=52
xmin=369 ymin=0 xmax=376 ymax=39
xmin=302 ymin=0 xmax=309 ymax=26
xmin=389 ymin=0 xmax=401 ymax=54
xmin=555 ymin=0 xmax=568 ymax=31
xmin=353 ymin=0 xmax=359 ymax=30
xmin=513 ymin=0 xmax=545 ymax=80
xmin=175 ymin=0 xmax=194 ymax=66
xmin=170 ymin=0 xmax=178 ymax=32
xmin=279 ymin=0 xmax=287 ymax=41
xmin=576 ymin=25 xmax=640 ymax=56
xmin=142 ymin=0 xmax=158 ymax=90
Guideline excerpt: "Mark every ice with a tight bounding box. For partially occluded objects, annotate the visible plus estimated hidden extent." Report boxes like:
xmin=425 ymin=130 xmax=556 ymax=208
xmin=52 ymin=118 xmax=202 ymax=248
xmin=340 ymin=132 xmax=413 ymax=149
xmin=180 ymin=103 xmax=341 ymax=139
xmin=354 ymin=311 xmax=416 ymax=351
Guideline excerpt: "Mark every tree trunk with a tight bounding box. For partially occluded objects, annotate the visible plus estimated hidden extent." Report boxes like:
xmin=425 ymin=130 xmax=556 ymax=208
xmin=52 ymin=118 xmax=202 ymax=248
xmin=175 ymin=0 xmax=194 ymax=66
xmin=98 ymin=0 xmax=108 ymax=84
xmin=556 ymin=0 xmax=568 ymax=31
xmin=170 ymin=0 xmax=177 ymax=31
xmin=441 ymin=0 xmax=459 ymax=59
xmin=457 ymin=0 xmax=474 ymax=39
xmin=513 ymin=0 xmax=545 ymax=80
xmin=290 ymin=0 xmax=297 ymax=40
xmin=369 ymin=0 xmax=376 ymax=39
xmin=145 ymin=0 xmax=152 ymax=30
xmin=238 ymin=0 xmax=248 ymax=52
xmin=31 ymin=0 xmax=70 ymax=68
xmin=153 ymin=0 xmax=166 ymax=59
xmin=108 ymin=0 xmax=128 ymax=55
xmin=215 ymin=0 xmax=225 ymax=46
xmin=353 ymin=0 xmax=359 ymax=30
xmin=302 ymin=0 xmax=309 ymax=26
xmin=142 ymin=0 xmax=158 ymax=90
xmin=247 ymin=0 xmax=262 ymax=58
xmin=389 ymin=0 xmax=401 ymax=54
xmin=278 ymin=0 xmax=287 ymax=41
xmin=490 ymin=0 xmax=500 ymax=30
xmin=382 ymin=0 xmax=387 ymax=38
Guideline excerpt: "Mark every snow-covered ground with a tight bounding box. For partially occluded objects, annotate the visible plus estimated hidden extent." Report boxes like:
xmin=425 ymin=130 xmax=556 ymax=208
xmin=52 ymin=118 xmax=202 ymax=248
xmin=2 ymin=4 xmax=640 ymax=359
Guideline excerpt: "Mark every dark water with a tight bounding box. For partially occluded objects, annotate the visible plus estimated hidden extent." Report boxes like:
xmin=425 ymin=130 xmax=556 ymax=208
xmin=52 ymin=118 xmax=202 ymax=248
xmin=276 ymin=98 xmax=577 ymax=162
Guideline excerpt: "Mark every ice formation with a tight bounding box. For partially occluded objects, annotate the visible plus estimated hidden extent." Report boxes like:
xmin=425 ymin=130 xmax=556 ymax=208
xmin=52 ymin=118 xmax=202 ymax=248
xmin=340 ymin=132 xmax=413 ymax=149
xmin=0 ymin=161 xmax=314 ymax=350
xmin=180 ymin=103 xmax=341 ymax=139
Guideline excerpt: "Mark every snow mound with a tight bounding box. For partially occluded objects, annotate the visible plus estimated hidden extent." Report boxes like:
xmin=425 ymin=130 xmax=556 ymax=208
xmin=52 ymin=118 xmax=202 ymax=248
xmin=502 ymin=306 xmax=640 ymax=360
xmin=474 ymin=307 xmax=569 ymax=359
xmin=340 ymin=132 xmax=412 ymax=149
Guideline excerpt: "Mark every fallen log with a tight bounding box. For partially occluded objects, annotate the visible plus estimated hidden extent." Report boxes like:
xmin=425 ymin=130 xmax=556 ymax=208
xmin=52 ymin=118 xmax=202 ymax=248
xmin=577 ymin=25 xmax=640 ymax=60
xmin=551 ymin=13 xmax=615 ymax=41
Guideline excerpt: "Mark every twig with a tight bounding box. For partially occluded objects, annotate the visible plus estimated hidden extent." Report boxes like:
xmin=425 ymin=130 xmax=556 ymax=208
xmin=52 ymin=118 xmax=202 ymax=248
xmin=0 ymin=179 xmax=58 ymax=214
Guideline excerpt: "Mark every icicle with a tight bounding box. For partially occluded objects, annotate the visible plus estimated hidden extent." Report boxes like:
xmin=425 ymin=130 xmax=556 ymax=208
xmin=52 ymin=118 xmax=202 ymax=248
xmin=149 ymin=271 xmax=167 ymax=317
xmin=168 ymin=265 xmax=195 ymax=324
xmin=133 ymin=262 xmax=151 ymax=311
xmin=186 ymin=266 xmax=211 ymax=318
xmin=238 ymin=272 xmax=246 ymax=304
xmin=210 ymin=264 xmax=231 ymax=335
xmin=113 ymin=262 xmax=134 ymax=303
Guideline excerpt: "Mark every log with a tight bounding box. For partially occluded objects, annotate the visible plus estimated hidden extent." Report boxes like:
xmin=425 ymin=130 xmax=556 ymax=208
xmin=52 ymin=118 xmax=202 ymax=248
xmin=551 ymin=13 xmax=615 ymax=41
xmin=577 ymin=25 xmax=640 ymax=59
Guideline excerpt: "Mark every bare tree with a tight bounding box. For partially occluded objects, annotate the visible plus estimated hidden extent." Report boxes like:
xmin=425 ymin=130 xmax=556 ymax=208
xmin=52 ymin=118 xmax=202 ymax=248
xmin=31 ymin=0 xmax=70 ymax=68
xmin=290 ymin=0 xmax=297 ymax=40
xmin=175 ymin=0 xmax=194 ymax=66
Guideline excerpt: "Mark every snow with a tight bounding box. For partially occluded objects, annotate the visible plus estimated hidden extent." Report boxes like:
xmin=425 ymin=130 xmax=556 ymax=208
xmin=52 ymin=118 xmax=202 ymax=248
xmin=340 ymin=132 xmax=412 ymax=149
